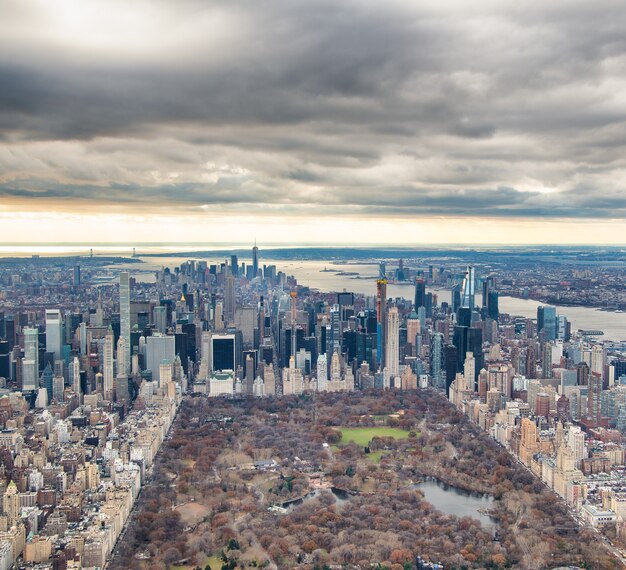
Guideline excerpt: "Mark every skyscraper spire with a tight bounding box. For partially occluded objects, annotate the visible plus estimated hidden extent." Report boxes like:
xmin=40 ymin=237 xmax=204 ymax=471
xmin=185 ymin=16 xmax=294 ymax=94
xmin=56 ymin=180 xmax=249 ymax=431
xmin=461 ymin=265 xmax=475 ymax=311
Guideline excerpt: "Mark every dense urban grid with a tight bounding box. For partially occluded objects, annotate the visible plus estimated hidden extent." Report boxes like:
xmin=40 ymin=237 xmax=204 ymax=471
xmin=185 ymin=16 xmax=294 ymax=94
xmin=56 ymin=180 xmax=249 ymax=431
xmin=0 ymin=245 xmax=625 ymax=569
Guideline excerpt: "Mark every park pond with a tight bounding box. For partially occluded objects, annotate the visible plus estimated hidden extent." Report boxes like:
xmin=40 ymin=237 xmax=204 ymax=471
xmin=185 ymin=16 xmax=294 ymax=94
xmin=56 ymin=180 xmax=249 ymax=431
xmin=413 ymin=479 xmax=496 ymax=534
xmin=280 ymin=480 xmax=496 ymax=535
xmin=280 ymin=487 xmax=352 ymax=513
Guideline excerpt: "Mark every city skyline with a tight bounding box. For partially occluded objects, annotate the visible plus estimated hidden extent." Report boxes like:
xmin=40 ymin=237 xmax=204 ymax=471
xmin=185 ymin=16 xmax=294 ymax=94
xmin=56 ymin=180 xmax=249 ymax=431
xmin=2 ymin=1 xmax=626 ymax=243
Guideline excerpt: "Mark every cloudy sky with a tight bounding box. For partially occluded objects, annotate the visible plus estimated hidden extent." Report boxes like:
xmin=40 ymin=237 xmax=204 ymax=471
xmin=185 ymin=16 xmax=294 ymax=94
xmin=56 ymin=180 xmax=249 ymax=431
xmin=1 ymin=0 xmax=626 ymax=244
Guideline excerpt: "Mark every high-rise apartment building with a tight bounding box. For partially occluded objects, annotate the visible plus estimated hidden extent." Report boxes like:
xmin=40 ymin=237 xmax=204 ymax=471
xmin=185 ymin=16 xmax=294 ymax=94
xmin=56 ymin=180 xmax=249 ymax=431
xmin=119 ymin=272 xmax=131 ymax=374
xmin=386 ymin=306 xmax=399 ymax=379
xmin=103 ymin=330 xmax=114 ymax=396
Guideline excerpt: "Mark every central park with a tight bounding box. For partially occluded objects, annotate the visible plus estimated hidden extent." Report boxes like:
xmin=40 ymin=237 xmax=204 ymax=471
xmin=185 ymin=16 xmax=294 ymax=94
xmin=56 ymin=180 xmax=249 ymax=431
xmin=110 ymin=390 xmax=619 ymax=570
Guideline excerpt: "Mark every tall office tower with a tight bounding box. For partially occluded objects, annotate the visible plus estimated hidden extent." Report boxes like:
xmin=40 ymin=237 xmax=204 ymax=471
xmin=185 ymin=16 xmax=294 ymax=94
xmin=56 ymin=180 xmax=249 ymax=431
xmin=452 ymin=324 xmax=483 ymax=385
xmin=464 ymin=352 xmax=475 ymax=387
xmin=103 ymin=330 xmax=114 ymax=396
xmin=591 ymin=345 xmax=604 ymax=379
xmin=482 ymin=276 xmax=492 ymax=308
xmin=406 ymin=310 xmax=420 ymax=356
xmin=73 ymin=265 xmax=81 ymax=287
xmin=587 ymin=372 xmax=603 ymax=425
xmin=414 ymin=278 xmax=426 ymax=309
xmin=230 ymin=255 xmax=239 ymax=277
xmin=317 ymin=353 xmax=328 ymax=392
xmin=430 ymin=332 xmax=444 ymax=389
xmin=328 ymin=303 xmax=341 ymax=356
xmin=461 ymin=266 xmax=475 ymax=311
xmin=225 ymin=275 xmax=236 ymax=324
xmin=71 ymin=356 xmax=81 ymax=397
xmin=386 ymin=306 xmax=399 ymax=379
xmin=116 ymin=336 xmax=126 ymax=376
xmin=452 ymin=284 xmax=461 ymax=314
xmin=119 ymin=272 xmax=131 ymax=374
xmin=537 ymin=305 xmax=557 ymax=341
xmin=154 ymin=306 xmax=167 ymax=333
xmin=145 ymin=334 xmax=176 ymax=386
xmin=23 ymin=326 xmax=39 ymax=391
xmin=0 ymin=340 xmax=10 ymax=380
xmin=210 ymin=333 xmax=236 ymax=372
xmin=200 ymin=331 xmax=212 ymax=363
xmin=45 ymin=309 xmax=63 ymax=362
xmin=379 ymin=262 xmax=386 ymax=279
xmin=376 ymin=279 xmax=387 ymax=369
xmin=252 ymin=243 xmax=259 ymax=278
xmin=487 ymin=291 xmax=499 ymax=321
xmin=42 ymin=363 xmax=54 ymax=402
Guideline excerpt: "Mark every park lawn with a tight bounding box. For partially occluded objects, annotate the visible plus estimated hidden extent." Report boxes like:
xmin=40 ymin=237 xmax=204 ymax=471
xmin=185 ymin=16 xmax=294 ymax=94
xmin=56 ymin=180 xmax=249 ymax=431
xmin=366 ymin=450 xmax=384 ymax=463
xmin=205 ymin=554 xmax=223 ymax=569
xmin=171 ymin=553 xmax=221 ymax=570
xmin=338 ymin=426 xmax=412 ymax=447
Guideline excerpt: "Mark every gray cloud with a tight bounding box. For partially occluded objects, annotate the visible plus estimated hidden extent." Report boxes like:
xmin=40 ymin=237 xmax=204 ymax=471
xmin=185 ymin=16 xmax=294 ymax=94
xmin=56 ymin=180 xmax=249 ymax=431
xmin=1 ymin=0 xmax=626 ymax=220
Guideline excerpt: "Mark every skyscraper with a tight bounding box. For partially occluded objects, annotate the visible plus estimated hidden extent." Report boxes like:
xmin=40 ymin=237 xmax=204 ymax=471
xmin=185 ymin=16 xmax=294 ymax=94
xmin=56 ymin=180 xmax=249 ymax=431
xmin=414 ymin=278 xmax=426 ymax=309
xmin=154 ymin=305 xmax=167 ymax=333
xmin=591 ymin=345 xmax=604 ymax=379
xmin=119 ymin=272 xmax=131 ymax=374
xmin=430 ymin=332 xmax=444 ymax=389
xmin=45 ymin=309 xmax=63 ymax=362
xmin=23 ymin=326 xmax=39 ymax=391
xmin=230 ymin=255 xmax=239 ymax=277
xmin=587 ymin=372 xmax=603 ymax=426
xmin=386 ymin=306 xmax=399 ymax=379
xmin=317 ymin=353 xmax=328 ymax=391
xmin=376 ymin=279 xmax=387 ymax=369
xmin=103 ymin=329 xmax=114 ymax=396
xmin=145 ymin=334 xmax=176 ymax=386
xmin=71 ymin=356 xmax=81 ymax=397
xmin=252 ymin=243 xmax=259 ymax=278
xmin=225 ymin=275 xmax=236 ymax=324
xmin=211 ymin=333 xmax=236 ymax=372
xmin=537 ymin=305 xmax=557 ymax=341
xmin=461 ymin=266 xmax=475 ymax=311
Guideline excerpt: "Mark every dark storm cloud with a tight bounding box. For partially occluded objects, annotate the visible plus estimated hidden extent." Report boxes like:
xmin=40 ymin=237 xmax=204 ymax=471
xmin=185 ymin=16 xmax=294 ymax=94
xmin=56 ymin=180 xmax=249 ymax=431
xmin=1 ymin=0 xmax=626 ymax=219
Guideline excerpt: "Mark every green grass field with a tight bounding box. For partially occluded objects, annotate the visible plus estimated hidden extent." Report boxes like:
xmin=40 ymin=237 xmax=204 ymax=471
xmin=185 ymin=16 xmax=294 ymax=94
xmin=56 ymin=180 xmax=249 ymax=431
xmin=338 ymin=426 xmax=411 ymax=447
xmin=172 ymin=553 xmax=222 ymax=570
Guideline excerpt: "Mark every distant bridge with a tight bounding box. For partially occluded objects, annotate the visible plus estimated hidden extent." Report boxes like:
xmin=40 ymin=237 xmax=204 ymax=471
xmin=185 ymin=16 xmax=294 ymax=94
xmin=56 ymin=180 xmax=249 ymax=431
xmin=579 ymin=330 xmax=604 ymax=336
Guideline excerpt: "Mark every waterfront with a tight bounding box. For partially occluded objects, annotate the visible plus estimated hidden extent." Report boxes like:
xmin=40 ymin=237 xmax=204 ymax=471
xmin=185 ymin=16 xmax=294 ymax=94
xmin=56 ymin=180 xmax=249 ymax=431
xmin=117 ymin=256 xmax=626 ymax=342
xmin=1 ymin=244 xmax=623 ymax=341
